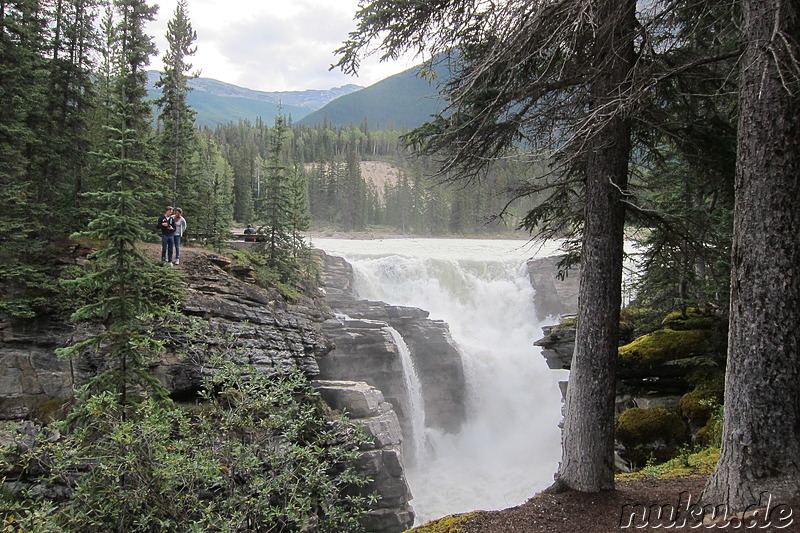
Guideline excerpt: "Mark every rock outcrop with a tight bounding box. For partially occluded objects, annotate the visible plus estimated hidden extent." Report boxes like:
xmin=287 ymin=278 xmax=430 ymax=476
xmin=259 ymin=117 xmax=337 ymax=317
xmin=0 ymin=249 xmax=415 ymax=533
xmin=526 ymin=255 xmax=580 ymax=320
xmin=533 ymin=284 xmax=727 ymax=470
xmin=316 ymin=252 xmax=467 ymax=435
xmin=313 ymin=380 xmax=414 ymax=533
xmin=0 ymin=254 xmax=331 ymax=418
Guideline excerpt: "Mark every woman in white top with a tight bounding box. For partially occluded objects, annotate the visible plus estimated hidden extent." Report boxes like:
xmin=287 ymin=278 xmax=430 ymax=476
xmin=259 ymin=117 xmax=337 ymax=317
xmin=171 ymin=208 xmax=187 ymax=265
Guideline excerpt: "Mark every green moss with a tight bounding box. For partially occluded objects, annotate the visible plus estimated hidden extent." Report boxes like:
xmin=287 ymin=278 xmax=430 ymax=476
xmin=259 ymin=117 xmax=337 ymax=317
xmin=662 ymin=308 xmax=716 ymax=330
xmin=616 ymin=407 xmax=689 ymax=448
xmin=618 ymin=328 xmax=709 ymax=366
xmin=619 ymin=307 xmax=665 ymax=340
xmin=558 ymin=315 xmax=577 ymax=328
xmin=617 ymin=447 xmax=720 ymax=481
xmin=408 ymin=512 xmax=481 ymax=533
xmin=616 ymin=407 xmax=690 ymax=467
xmin=679 ymin=385 xmax=724 ymax=428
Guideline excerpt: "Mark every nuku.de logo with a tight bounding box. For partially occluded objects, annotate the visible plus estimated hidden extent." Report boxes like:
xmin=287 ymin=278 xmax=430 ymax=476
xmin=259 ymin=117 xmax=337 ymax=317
xmin=619 ymin=491 xmax=794 ymax=529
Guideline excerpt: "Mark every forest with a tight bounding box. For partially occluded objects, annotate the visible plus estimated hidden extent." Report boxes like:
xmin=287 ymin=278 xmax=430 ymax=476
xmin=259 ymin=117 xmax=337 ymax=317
xmin=1 ymin=0 xmax=798 ymax=530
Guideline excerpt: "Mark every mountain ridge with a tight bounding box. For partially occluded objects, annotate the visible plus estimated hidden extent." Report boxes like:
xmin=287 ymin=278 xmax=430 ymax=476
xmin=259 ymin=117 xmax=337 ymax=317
xmin=146 ymin=70 xmax=363 ymax=127
xmin=147 ymin=60 xmax=450 ymax=130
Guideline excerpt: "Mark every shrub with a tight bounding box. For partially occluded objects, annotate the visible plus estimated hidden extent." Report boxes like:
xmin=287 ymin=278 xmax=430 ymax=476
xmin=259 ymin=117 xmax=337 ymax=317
xmin=2 ymin=364 xmax=373 ymax=532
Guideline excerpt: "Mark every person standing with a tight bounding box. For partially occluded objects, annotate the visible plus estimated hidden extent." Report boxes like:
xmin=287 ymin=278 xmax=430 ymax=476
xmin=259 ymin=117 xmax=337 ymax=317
xmin=171 ymin=208 xmax=187 ymax=265
xmin=158 ymin=206 xmax=175 ymax=265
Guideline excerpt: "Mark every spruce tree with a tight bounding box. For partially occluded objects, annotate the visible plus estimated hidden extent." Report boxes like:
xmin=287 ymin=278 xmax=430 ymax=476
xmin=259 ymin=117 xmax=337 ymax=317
xmin=108 ymin=0 xmax=158 ymax=199
xmin=257 ymin=111 xmax=291 ymax=269
xmin=286 ymin=162 xmax=311 ymax=258
xmin=155 ymin=0 xmax=198 ymax=207
xmin=0 ymin=0 xmax=55 ymax=318
xmin=191 ymin=134 xmax=234 ymax=251
xmin=58 ymin=99 xmax=176 ymax=405
xmin=41 ymin=0 xmax=101 ymax=233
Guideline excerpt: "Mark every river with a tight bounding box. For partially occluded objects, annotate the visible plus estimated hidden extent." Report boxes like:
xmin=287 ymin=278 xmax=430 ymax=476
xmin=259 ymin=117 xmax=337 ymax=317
xmin=309 ymin=237 xmax=566 ymax=526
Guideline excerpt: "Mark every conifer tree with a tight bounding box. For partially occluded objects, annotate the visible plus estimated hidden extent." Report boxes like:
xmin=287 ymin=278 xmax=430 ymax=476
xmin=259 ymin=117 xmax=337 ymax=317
xmin=191 ymin=134 xmax=234 ymax=251
xmin=257 ymin=111 xmax=291 ymax=268
xmin=155 ymin=0 xmax=198 ymax=207
xmin=0 ymin=0 xmax=56 ymax=317
xmin=107 ymin=0 xmax=158 ymax=199
xmin=286 ymin=162 xmax=311 ymax=257
xmin=41 ymin=0 xmax=101 ymax=233
xmin=93 ymin=5 xmax=118 ymax=133
xmin=57 ymin=108 xmax=173 ymax=405
xmin=702 ymin=0 xmax=800 ymax=511
xmin=342 ymin=143 xmax=367 ymax=231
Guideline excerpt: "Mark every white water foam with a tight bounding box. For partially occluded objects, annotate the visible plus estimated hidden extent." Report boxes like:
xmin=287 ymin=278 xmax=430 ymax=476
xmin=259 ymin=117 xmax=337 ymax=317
xmin=384 ymin=325 xmax=428 ymax=465
xmin=312 ymin=238 xmax=565 ymax=525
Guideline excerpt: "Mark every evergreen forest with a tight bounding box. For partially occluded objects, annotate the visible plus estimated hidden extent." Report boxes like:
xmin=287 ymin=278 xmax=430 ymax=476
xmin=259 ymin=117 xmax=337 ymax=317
xmin=2 ymin=0 xmax=798 ymax=530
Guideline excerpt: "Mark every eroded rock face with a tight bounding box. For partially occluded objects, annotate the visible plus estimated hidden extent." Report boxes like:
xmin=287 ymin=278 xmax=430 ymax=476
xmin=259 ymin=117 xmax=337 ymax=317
xmin=0 ymin=255 xmax=334 ymax=419
xmin=0 ymin=250 xmax=415 ymax=533
xmin=152 ymin=256 xmax=332 ymax=395
xmin=0 ymin=318 xmax=100 ymax=420
xmin=316 ymin=252 xmax=467 ymax=435
xmin=526 ymin=255 xmax=580 ymax=321
xmin=313 ymin=380 xmax=415 ymax=533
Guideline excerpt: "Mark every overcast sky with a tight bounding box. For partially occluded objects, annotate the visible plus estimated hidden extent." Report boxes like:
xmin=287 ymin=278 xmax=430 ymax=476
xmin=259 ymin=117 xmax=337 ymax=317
xmin=145 ymin=0 xmax=418 ymax=92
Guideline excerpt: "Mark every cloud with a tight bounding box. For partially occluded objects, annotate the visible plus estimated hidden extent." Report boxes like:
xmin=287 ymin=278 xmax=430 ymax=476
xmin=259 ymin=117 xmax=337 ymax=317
xmin=147 ymin=0 xmax=417 ymax=92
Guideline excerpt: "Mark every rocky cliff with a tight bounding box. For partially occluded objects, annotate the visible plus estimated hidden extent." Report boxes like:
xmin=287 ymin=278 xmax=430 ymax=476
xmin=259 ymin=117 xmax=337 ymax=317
xmin=529 ymin=255 xmax=726 ymax=469
xmin=316 ymin=251 xmax=468 ymax=436
xmin=0 ymin=248 xmax=414 ymax=533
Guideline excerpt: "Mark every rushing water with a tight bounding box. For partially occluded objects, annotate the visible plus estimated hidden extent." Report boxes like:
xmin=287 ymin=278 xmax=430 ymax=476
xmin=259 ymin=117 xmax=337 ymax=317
xmin=384 ymin=326 xmax=427 ymax=465
xmin=310 ymin=237 xmax=567 ymax=525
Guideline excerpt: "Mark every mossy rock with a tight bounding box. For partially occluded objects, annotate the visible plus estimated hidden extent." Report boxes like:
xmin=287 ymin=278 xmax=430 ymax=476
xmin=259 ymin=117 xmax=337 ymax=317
xmin=661 ymin=308 xmax=717 ymax=331
xmin=619 ymin=328 xmax=710 ymax=366
xmin=616 ymin=407 xmax=690 ymax=467
xmin=408 ymin=512 xmax=480 ymax=533
xmin=616 ymin=407 xmax=689 ymax=448
xmin=679 ymin=381 xmax=724 ymax=428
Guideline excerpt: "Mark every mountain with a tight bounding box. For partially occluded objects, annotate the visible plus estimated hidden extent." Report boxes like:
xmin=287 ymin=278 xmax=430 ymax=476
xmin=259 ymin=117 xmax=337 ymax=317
xmin=147 ymin=59 xmax=451 ymax=131
xmin=296 ymin=62 xmax=450 ymax=130
xmin=146 ymin=71 xmax=363 ymax=128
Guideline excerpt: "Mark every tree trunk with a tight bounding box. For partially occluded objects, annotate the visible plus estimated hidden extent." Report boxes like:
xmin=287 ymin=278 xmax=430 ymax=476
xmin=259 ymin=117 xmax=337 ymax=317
xmin=702 ymin=0 xmax=800 ymax=510
xmin=554 ymin=0 xmax=635 ymax=492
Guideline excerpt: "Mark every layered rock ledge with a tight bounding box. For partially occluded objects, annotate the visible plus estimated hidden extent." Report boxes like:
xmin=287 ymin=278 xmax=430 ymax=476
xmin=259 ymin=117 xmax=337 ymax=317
xmin=0 ymin=248 xmax=415 ymax=533
xmin=316 ymin=251 xmax=468 ymax=435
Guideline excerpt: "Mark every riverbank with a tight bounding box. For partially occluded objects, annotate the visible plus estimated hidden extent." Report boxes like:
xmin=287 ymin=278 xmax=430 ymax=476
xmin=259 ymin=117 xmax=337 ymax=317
xmin=411 ymin=474 xmax=800 ymax=532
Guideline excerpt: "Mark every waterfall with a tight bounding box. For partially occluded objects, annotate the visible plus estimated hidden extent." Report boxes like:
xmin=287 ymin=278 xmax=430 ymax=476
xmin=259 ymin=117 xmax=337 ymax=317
xmin=313 ymin=238 xmax=565 ymax=525
xmin=384 ymin=326 xmax=427 ymax=465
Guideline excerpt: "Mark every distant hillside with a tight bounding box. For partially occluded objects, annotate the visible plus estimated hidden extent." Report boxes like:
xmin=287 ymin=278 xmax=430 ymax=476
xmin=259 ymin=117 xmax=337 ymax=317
xmin=296 ymin=62 xmax=451 ymax=130
xmin=146 ymin=71 xmax=362 ymax=128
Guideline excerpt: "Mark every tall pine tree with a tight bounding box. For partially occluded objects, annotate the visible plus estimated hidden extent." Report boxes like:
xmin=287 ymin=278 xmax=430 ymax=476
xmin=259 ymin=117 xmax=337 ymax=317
xmin=155 ymin=0 xmax=198 ymax=207
xmin=257 ymin=111 xmax=291 ymax=269
xmin=0 ymin=0 xmax=56 ymax=317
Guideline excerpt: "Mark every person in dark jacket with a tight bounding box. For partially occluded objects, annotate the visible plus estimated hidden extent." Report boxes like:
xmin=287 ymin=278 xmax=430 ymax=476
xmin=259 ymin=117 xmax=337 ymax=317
xmin=158 ymin=206 xmax=175 ymax=265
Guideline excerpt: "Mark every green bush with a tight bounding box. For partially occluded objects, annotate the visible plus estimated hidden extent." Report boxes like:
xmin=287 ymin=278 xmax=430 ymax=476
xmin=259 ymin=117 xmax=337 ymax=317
xmin=2 ymin=364 xmax=372 ymax=532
